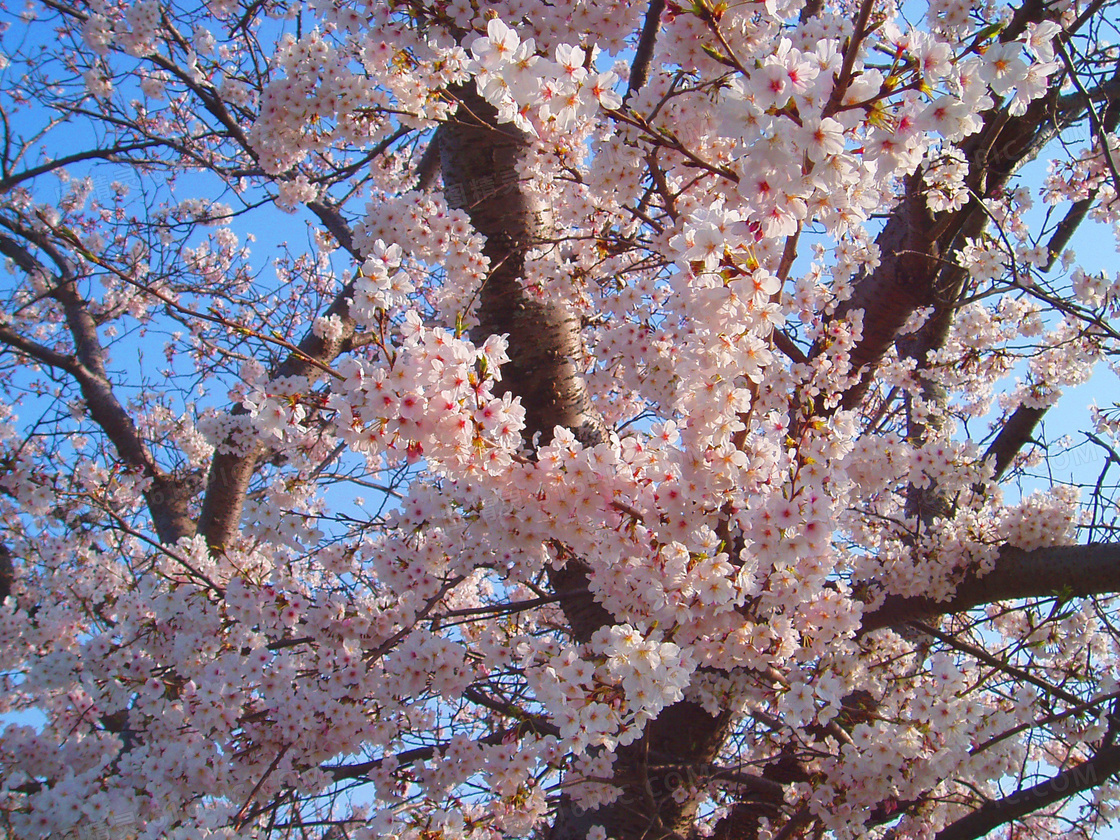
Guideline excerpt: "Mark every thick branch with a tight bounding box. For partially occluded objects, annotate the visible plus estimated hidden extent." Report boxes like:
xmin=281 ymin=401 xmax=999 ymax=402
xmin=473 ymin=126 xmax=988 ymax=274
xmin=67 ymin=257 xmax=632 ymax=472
xmin=196 ymin=187 xmax=366 ymax=551
xmin=862 ymin=543 xmax=1120 ymax=633
xmin=1043 ymin=72 xmax=1120 ymax=270
xmin=0 ymin=141 xmax=166 ymax=194
xmin=625 ymin=0 xmax=665 ymax=103
xmin=413 ymin=128 xmax=443 ymax=192
xmin=0 ymin=544 xmax=12 ymax=605
xmin=196 ymin=268 xmax=359 ymax=551
xmin=440 ymin=87 xmax=607 ymax=451
xmin=982 ymin=404 xmax=1048 ymax=482
xmin=549 ymin=704 xmax=737 ymax=840
xmin=934 ymin=742 xmax=1120 ymax=840
xmin=306 ymin=199 xmax=361 ymax=261
xmin=439 ymin=85 xmax=742 ymax=840
xmin=0 ymin=321 xmax=82 ymax=374
xmin=325 ymin=717 xmax=558 ymax=782
xmin=829 ymin=34 xmax=1088 ymax=410
xmin=831 ymin=171 xmax=940 ymax=409
xmin=0 ymin=232 xmax=193 ymax=543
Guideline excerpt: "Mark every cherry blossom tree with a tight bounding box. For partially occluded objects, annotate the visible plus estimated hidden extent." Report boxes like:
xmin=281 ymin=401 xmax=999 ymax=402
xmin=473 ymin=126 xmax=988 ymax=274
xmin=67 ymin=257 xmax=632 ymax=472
xmin=1 ymin=0 xmax=1120 ymax=837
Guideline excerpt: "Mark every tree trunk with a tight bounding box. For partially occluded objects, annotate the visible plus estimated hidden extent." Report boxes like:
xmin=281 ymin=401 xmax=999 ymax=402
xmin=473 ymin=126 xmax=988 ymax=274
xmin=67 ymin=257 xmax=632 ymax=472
xmin=440 ymin=87 xmax=749 ymax=840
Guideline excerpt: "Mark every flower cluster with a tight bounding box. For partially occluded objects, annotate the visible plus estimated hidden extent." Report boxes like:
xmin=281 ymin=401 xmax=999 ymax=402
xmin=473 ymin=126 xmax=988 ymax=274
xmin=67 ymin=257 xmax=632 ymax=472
xmin=327 ymin=311 xmax=522 ymax=475
xmin=527 ymin=624 xmax=694 ymax=756
xmin=469 ymin=19 xmax=623 ymax=135
xmin=0 ymin=1 xmax=1115 ymax=839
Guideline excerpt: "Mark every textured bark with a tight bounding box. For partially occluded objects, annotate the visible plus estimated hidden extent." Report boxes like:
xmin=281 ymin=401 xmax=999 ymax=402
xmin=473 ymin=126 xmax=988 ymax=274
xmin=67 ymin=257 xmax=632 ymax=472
xmin=933 ymin=742 xmax=1120 ymax=840
xmin=829 ymin=3 xmax=1075 ymax=412
xmin=439 ymin=87 xmax=760 ymax=840
xmin=144 ymin=475 xmax=199 ymax=546
xmin=197 ymin=435 xmax=262 ymax=551
xmin=550 ymin=705 xmax=736 ymax=840
xmin=982 ymin=403 xmax=1048 ymax=482
xmin=736 ymin=9 xmax=1111 ymax=835
xmin=546 ymin=563 xmax=617 ymax=645
xmin=896 ymin=254 xmax=970 ymax=525
xmin=0 ymin=544 xmax=11 ymax=605
xmin=709 ymin=802 xmax=781 ymax=840
xmin=439 ymin=88 xmax=607 ymax=449
xmin=626 ymin=0 xmax=666 ymax=104
xmin=832 ymin=170 xmax=943 ymax=410
xmin=862 ymin=543 xmax=1120 ymax=633
xmin=435 ymin=12 xmax=1117 ymax=835
xmin=196 ymin=258 xmax=358 ymax=551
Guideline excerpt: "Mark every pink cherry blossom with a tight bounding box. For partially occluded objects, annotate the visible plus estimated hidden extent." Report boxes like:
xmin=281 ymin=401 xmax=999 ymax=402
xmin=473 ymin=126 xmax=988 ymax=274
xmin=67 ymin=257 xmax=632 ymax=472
xmin=0 ymin=2 xmax=1116 ymax=839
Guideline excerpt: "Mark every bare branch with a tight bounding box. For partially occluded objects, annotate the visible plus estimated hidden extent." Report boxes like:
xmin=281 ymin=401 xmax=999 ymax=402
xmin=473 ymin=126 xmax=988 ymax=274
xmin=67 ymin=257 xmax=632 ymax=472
xmin=0 ymin=321 xmax=81 ymax=374
xmin=1055 ymin=39 xmax=1120 ymax=197
xmin=982 ymin=404 xmax=1048 ymax=483
xmin=625 ymin=0 xmax=666 ymax=104
xmin=909 ymin=620 xmax=1083 ymax=707
xmin=0 ymin=140 xmax=166 ymax=194
xmin=0 ymin=232 xmax=193 ymax=542
xmin=1043 ymin=72 xmax=1120 ymax=271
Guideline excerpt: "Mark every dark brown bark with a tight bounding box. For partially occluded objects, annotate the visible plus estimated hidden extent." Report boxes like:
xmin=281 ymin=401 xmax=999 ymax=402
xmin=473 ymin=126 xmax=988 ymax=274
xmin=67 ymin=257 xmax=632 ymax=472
xmin=828 ymin=12 xmax=1079 ymax=412
xmin=862 ymin=543 xmax=1120 ymax=634
xmin=550 ymin=705 xmax=737 ymax=840
xmin=0 ymin=544 xmax=12 ymax=605
xmin=726 ymin=9 xmax=1116 ymax=836
xmin=831 ymin=170 xmax=943 ymax=411
xmin=196 ymin=244 xmax=359 ymax=551
xmin=439 ymin=88 xmax=607 ymax=450
xmin=626 ymin=0 xmax=666 ymax=104
xmin=438 ymin=86 xmax=762 ymax=840
xmin=934 ymin=742 xmax=1120 ymax=840
xmin=434 ymin=3 xmax=1120 ymax=833
xmin=983 ymin=403 xmax=1048 ymax=482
